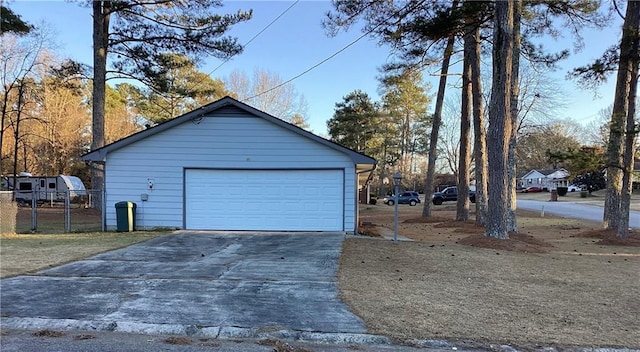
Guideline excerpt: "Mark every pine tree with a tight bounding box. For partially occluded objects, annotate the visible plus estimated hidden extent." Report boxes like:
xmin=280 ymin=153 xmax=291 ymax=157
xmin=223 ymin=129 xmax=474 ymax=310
xmin=89 ymin=1 xmax=252 ymax=199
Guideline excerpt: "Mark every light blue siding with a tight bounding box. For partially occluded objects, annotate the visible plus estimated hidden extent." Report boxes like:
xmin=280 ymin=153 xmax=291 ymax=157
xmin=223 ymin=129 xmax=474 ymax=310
xmin=104 ymin=114 xmax=357 ymax=231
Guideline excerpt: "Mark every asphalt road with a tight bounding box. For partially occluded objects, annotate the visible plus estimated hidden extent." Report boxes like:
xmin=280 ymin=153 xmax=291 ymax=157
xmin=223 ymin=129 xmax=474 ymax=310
xmin=516 ymin=199 xmax=640 ymax=228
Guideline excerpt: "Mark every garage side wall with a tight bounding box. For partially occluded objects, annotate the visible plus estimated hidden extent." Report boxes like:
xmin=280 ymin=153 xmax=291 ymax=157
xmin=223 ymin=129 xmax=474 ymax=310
xmin=104 ymin=110 xmax=356 ymax=231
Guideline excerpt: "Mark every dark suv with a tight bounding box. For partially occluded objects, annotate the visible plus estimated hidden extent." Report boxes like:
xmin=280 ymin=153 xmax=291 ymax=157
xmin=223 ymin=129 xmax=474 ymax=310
xmin=431 ymin=186 xmax=476 ymax=205
xmin=383 ymin=191 xmax=421 ymax=206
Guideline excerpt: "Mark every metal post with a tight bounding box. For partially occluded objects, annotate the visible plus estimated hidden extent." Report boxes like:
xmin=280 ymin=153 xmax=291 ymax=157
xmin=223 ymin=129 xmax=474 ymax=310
xmin=393 ymin=183 xmax=399 ymax=244
xmin=101 ymin=189 xmax=106 ymax=232
xmin=31 ymin=190 xmax=36 ymax=232
xmin=65 ymin=190 xmax=71 ymax=232
xmin=392 ymin=172 xmax=402 ymax=245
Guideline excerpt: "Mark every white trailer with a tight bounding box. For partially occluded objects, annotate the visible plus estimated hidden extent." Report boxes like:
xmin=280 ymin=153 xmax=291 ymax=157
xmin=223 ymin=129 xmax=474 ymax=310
xmin=8 ymin=174 xmax=87 ymax=206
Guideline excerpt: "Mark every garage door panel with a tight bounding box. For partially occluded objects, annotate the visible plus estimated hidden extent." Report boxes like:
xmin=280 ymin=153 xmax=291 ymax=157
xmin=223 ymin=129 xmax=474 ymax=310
xmin=185 ymin=169 xmax=343 ymax=231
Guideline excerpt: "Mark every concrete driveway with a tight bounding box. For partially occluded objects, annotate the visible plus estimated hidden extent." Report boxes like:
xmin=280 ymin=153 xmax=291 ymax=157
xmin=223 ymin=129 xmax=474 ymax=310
xmin=0 ymin=232 xmax=372 ymax=342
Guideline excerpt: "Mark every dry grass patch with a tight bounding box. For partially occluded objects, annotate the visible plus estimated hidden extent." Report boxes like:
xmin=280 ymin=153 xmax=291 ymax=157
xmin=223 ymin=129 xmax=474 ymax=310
xmin=164 ymin=336 xmax=192 ymax=345
xmin=341 ymin=204 xmax=640 ymax=348
xmin=0 ymin=231 xmax=170 ymax=278
xmin=258 ymin=338 xmax=314 ymax=352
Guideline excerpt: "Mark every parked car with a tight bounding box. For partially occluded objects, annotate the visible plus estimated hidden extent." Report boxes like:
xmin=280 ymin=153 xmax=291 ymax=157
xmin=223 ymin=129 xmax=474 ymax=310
xmin=383 ymin=191 xmax=421 ymax=206
xmin=522 ymin=186 xmax=543 ymax=193
xmin=431 ymin=186 xmax=476 ymax=205
xmin=567 ymin=184 xmax=584 ymax=192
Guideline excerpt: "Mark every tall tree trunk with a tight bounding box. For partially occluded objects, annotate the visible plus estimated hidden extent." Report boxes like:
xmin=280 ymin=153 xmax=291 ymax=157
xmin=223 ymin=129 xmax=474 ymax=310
xmin=507 ymin=0 xmax=522 ymax=233
xmin=470 ymin=23 xmax=488 ymax=227
xmin=603 ymin=2 xmax=639 ymax=230
xmin=91 ymin=1 xmax=110 ymax=207
xmin=619 ymin=76 xmax=637 ymax=239
xmin=400 ymin=114 xmax=410 ymax=177
xmin=457 ymin=22 xmax=473 ymax=221
xmin=422 ymin=33 xmax=456 ymax=217
xmin=485 ymin=0 xmax=514 ymax=239
xmin=0 ymin=87 xmax=10 ymax=177
xmin=378 ymin=143 xmax=389 ymax=196
xmin=11 ymin=83 xmax=25 ymax=199
xmin=617 ymin=0 xmax=640 ymax=239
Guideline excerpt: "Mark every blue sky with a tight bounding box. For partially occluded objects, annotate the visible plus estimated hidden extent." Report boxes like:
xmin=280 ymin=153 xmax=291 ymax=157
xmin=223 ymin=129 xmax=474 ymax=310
xmin=9 ymin=0 xmax=621 ymax=135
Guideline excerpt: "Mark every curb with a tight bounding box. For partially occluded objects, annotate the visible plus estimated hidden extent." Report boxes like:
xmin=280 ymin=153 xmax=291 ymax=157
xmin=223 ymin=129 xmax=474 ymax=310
xmin=3 ymin=317 xmax=638 ymax=352
xmin=0 ymin=317 xmax=391 ymax=346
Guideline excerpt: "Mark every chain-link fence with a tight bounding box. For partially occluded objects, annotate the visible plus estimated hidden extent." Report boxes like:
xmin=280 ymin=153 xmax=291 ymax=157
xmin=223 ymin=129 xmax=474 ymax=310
xmin=2 ymin=189 xmax=104 ymax=234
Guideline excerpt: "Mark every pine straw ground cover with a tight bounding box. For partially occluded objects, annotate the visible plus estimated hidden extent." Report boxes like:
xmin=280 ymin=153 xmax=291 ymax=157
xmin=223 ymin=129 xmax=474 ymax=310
xmin=341 ymin=203 xmax=640 ymax=349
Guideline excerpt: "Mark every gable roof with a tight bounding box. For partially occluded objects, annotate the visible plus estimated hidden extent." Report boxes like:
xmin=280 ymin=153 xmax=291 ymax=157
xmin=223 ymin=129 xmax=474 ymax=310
xmin=539 ymin=168 xmax=568 ymax=176
xmin=520 ymin=169 xmax=545 ymax=179
xmin=81 ymin=96 xmax=377 ymax=167
xmin=520 ymin=168 xmax=569 ymax=179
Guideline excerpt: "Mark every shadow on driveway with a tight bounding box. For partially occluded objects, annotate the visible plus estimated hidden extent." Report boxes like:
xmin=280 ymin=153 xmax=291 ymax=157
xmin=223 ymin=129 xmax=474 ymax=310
xmin=0 ymin=232 xmax=367 ymax=339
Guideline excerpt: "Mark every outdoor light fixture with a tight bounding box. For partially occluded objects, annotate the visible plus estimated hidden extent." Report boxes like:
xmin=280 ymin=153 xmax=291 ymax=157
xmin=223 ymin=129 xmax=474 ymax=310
xmin=393 ymin=172 xmax=402 ymax=244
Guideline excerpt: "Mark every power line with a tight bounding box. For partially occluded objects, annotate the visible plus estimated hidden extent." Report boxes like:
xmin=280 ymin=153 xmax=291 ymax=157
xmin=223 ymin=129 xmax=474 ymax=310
xmin=245 ymin=30 xmax=371 ymax=101
xmin=245 ymin=0 xmax=425 ymax=102
xmin=134 ymin=1 xmax=299 ymax=124
xmin=175 ymin=0 xmax=298 ymax=99
xmin=207 ymin=0 xmax=299 ymax=76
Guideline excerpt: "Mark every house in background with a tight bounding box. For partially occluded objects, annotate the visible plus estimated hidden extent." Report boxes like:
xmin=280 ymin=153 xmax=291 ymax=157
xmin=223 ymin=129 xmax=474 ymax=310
xmin=81 ymin=97 xmax=376 ymax=233
xmin=519 ymin=168 xmax=570 ymax=190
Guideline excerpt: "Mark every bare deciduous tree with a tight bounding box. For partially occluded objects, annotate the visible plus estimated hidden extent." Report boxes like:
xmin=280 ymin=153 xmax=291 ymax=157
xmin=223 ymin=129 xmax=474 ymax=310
xmin=0 ymin=28 xmax=51 ymax=177
xmin=224 ymin=68 xmax=310 ymax=128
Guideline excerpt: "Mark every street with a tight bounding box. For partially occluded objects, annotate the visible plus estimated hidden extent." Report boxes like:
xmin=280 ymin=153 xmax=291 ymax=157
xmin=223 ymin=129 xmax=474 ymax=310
xmin=517 ymin=199 xmax=640 ymax=229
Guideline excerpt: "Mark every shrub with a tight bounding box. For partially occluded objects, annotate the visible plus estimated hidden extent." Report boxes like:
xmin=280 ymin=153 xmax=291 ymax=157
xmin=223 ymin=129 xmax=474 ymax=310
xmin=580 ymin=190 xmax=588 ymax=198
xmin=557 ymin=187 xmax=568 ymax=196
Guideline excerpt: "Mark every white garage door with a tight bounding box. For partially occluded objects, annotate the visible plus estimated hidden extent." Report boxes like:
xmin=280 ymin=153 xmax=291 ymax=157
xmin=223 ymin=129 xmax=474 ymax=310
xmin=185 ymin=169 xmax=344 ymax=231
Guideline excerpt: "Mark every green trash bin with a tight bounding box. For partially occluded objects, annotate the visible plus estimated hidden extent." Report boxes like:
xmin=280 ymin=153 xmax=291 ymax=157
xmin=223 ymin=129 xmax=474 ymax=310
xmin=115 ymin=201 xmax=136 ymax=232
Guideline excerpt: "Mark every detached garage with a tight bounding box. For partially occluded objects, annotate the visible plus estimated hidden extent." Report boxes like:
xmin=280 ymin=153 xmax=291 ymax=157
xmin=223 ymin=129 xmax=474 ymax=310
xmin=81 ymin=97 xmax=376 ymax=233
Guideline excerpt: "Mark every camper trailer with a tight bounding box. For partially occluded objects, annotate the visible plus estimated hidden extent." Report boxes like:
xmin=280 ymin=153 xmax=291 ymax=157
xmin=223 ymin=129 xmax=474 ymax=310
xmin=7 ymin=173 xmax=87 ymax=206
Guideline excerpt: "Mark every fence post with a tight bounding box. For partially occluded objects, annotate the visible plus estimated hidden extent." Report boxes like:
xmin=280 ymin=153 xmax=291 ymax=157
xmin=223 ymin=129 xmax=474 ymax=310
xmin=101 ymin=189 xmax=106 ymax=232
xmin=31 ymin=190 xmax=37 ymax=232
xmin=65 ymin=190 xmax=71 ymax=233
